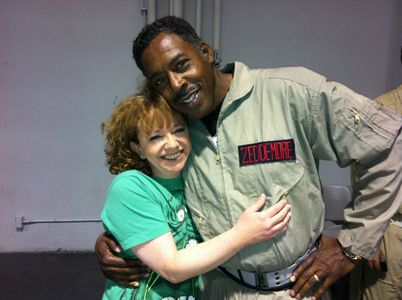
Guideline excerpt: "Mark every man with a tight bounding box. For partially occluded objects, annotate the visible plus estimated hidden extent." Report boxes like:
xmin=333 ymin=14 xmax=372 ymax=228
xmin=350 ymin=48 xmax=402 ymax=300
xmin=96 ymin=16 xmax=402 ymax=299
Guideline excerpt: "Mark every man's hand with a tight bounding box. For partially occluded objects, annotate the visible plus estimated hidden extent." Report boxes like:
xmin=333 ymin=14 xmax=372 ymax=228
xmin=289 ymin=236 xmax=357 ymax=299
xmin=366 ymin=248 xmax=386 ymax=271
xmin=95 ymin=232 xmax=149 ymax=287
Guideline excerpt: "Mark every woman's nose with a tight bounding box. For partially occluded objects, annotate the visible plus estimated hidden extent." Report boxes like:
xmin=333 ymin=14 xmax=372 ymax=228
xmin=165 ymin=134 xmax=179 ymax=148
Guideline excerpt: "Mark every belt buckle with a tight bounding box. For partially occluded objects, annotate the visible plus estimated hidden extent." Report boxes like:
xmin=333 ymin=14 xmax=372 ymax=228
xmin=255 ymin=272 xmax=269 ymax=289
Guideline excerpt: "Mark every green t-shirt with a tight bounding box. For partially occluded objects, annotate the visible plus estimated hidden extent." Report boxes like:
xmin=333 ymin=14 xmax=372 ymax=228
xmin=101 ymin=170 xmax=202 ymax=300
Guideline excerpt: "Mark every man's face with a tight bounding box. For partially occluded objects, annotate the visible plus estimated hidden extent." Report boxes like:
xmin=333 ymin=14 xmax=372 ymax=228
xmin=140 ymin=33 xmax=217 ymax=119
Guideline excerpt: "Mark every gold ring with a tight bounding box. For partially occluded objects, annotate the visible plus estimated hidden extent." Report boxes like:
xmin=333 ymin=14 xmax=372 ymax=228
xmin=313 ymin=274 xmax=320 ymax=282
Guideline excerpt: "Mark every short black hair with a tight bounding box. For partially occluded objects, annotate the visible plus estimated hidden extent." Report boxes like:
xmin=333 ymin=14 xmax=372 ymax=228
xmin=132 ymin=16 xmax=211 ymax=73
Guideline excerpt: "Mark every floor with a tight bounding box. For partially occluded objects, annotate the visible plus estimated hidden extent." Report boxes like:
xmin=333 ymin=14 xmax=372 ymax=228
xmin=0 ymin=252 xmax=350 ymax=300
xmin=0 ymin=252 xmax=105 ymax=300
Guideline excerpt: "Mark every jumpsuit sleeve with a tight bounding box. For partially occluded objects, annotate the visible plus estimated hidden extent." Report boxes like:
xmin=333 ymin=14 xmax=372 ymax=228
xmin=308 ymin=80 xmax=402 ymax=259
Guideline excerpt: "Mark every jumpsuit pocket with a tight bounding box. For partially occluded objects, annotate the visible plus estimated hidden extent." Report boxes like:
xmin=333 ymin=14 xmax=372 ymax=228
xmin=338 ymin=101 xmax=400 ymax=153
xmin=187 ymin=206 xmax=209 ymax=239
xmin=249 ymin=158 xmax=305 ymax=207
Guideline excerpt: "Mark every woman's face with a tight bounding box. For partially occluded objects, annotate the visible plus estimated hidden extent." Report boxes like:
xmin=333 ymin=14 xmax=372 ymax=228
xmin=131 ymin=112 xmax=191 ymax=179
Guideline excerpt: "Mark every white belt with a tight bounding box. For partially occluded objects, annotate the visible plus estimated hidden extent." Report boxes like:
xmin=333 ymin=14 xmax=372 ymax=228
xmin=219 ymin=245 xmax=316 ymax=291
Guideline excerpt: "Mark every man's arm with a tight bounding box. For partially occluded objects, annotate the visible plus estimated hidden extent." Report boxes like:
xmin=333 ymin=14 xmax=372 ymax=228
xmin=289 ymin=79 xmax=402 ymax=299
xmin=94 ymin=232 xmax=149 ymax=287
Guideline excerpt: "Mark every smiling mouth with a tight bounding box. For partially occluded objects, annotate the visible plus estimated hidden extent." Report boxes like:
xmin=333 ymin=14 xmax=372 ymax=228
xmin=162 ymin=150 xmax=184 ymax=161
xmin=179 ymin=89 xmax=199 ymax=106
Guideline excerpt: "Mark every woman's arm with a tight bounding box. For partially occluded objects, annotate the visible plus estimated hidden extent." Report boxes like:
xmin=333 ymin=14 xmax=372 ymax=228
xmin=133 ymin=195 xmax=291 ymax=283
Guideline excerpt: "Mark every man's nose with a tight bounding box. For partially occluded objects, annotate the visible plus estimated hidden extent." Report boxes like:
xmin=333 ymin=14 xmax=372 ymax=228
xmin=167 ymin=71 xmax=186 ymax=92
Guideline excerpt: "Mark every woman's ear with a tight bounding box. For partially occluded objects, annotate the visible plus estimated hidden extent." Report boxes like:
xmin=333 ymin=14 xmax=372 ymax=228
xmin=130 ymin=141 xmax=145 ymax=159
xmin=201 ymin=44 xmax=214 ymax=63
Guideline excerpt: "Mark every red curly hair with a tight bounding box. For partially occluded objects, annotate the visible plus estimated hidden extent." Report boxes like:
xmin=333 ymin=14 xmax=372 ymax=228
xmin=101 ymin=93 xmax=178 ymax=175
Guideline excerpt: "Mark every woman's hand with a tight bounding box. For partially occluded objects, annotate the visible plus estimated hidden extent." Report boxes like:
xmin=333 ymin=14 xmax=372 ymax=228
xmin=233 ymin=194 xmax=291 ymax=247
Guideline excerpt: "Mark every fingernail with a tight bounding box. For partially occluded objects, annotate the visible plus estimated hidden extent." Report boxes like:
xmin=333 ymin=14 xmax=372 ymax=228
xmin=289 ymin=275 xmax=296 ymax=282
xmin=114 ymin=247 xmax=122 ymax=253
xmin=289 ymin=290 xmax=295 ymax=297
xmin=296 ymin=294 xmax=301 ymax=300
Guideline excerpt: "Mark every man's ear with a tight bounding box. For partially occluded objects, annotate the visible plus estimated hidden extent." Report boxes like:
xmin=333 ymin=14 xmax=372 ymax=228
xmin=130 ymin=141 xmax=145 ymax=159
xmin=201 ymin=44 xmax=214 ymax=63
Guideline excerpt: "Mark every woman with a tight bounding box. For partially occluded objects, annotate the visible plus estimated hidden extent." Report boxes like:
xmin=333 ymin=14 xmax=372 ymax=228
xmin=100 ymin=92 xmax=292 ymax=299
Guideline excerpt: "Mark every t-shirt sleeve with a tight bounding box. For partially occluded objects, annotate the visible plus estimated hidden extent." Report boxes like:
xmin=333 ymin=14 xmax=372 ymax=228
xmin=101 ymin=174 xmax=170 ymax=251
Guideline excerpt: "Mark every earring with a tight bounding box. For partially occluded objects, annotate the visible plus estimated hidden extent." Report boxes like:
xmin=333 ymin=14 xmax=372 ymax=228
xmin=139 ymin=154 xmax=146 ymax=160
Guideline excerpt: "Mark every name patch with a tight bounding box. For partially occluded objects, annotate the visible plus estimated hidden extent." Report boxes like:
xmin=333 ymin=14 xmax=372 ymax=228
xmin=238 ymin=139 xmax=296 ymax=167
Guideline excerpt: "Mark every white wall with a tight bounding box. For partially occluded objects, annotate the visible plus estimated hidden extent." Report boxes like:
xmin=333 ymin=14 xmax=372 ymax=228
xmin=0 ymin=0 xmax=401 ymax=252
xmin=220 ymin=0 xmax=402 ymax=97
xmin=0 ymin=0 xmax=144 ymax=252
